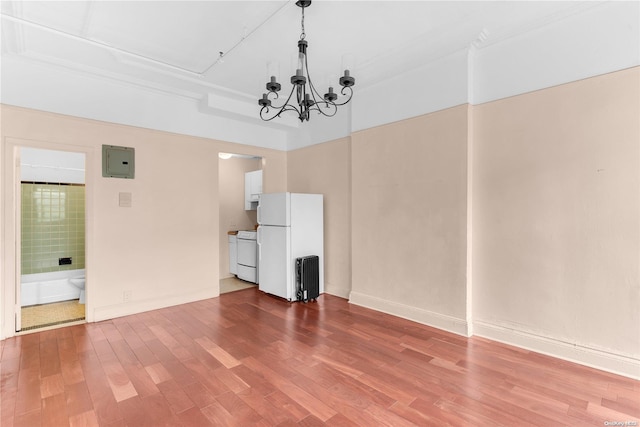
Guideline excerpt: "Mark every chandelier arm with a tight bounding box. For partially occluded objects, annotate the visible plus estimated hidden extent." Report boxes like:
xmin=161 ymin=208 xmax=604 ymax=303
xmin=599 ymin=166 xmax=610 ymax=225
xmin=260 ymin=84 xmax=302 ymax=121
xmin=260 ymin=105 xmax=297 ymax=121
xmin=330 ymin=86 xmax=354 ymax=107
xmin=301 ymin=50 xmax=337 ymax=118
xmin=308 ymin=97 xmax=338 ymax=117
xmin=305 ymin=74 xmax=322 ymax=99
xmin=281 ymin=105 xmax=305 ymax=118
xmin=308 ymin=102 xmax=338 ymax=118
xmin=259 ymin=105 xmax=282 ymax=121
xmin=271 ymin=83 xmax=297 ymax=110
xmin=259 ymin=106 xmax=277 ymax=121
xmin=260 ymin=104 xmax=303 ymax=121
xmin=303 ymin=49 xmax=327 ymax=102
xmin=305 ymin=77 xmax=340 ymax=117
xmin=304 ymin=51 xmax=350 ymax=113
xmin=306 ymin=78 xmax=327 ymax=108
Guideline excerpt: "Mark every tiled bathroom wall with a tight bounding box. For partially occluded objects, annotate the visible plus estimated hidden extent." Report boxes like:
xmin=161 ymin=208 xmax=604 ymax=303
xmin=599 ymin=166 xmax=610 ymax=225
xmin=21 ymin=183 xmax=85 ymax=274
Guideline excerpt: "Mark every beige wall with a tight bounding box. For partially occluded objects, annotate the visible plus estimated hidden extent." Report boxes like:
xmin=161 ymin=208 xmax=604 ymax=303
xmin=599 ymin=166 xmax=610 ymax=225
xmin=287 ymin=137 xmax=351 ymax=298
xmin=472 ymin=67 xmax=640 ymax=362
xmin=350 ymin=105 xmax=470 ymax=335
xmin=2 ymin=68 xmax=638 ymax=377
xmin=0 ymin=105 xmax=286 ymax=337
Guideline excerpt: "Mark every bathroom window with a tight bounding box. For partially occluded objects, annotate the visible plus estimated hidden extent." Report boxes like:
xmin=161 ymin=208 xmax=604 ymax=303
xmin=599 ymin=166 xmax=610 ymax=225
xmin=33 ymin=187 xmax=66 ymax=222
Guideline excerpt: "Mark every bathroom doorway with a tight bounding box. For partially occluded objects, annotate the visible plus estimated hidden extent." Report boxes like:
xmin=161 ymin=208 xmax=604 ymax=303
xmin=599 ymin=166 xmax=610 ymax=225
xmin=17 ymin=147 xmax=87 ymax=331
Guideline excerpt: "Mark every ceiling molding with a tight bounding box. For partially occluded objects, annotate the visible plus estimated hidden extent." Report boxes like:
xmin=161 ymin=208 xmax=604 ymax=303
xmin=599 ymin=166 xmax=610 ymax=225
xmin=0 ymin=3 xmax=26 ymax=54
xmin=112 ymin=52 xmax=256 ymax=102
xmin=471 ymin=0 xmax=607 ymax=50
xmin=79 ymin=0 xmax=95 ymax=39
xmin=6 ymin=50 xmax=204 ymax=102
xmin=0 ymin=11 xmax=277 ymax=103
xmin=355 ymin=1 xmax=608 ymax=88
xmin=1 ymin=13 xmax=206 ymax=76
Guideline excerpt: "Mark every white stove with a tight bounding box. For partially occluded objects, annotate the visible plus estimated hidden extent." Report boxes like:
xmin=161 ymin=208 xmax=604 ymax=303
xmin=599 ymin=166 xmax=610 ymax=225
xmin=236 ymin=231 xmax=258 ymax=283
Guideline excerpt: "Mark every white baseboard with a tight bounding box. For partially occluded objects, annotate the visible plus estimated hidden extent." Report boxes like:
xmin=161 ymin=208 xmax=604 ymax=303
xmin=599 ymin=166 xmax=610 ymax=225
xmin=325 ymin=284 xmax=351 ymax=300
xmin=474 ymin=320 xmax=640 ymax=380
xmin=92 ymin=288 xmax=217 ymax=322
xmin=349 ymin=291 xmax=470 ymax=337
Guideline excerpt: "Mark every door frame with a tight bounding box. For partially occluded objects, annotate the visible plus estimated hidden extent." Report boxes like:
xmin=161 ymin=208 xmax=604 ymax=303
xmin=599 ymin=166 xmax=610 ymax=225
xmin=1 ymin=137 xmax=94 ymax=339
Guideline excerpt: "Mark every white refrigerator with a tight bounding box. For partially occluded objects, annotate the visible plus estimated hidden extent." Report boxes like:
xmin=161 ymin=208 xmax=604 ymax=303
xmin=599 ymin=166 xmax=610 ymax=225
xmin=257 ymin=192 xmax=324 ymax=301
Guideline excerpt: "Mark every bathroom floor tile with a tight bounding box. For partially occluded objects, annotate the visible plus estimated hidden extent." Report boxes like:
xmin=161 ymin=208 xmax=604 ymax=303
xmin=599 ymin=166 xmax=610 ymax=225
xmin=21 ymin=300 xmax=85 ymax=331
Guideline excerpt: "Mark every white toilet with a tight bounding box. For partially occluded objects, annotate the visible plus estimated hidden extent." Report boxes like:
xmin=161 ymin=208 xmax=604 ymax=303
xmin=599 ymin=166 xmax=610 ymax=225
xmin=69 ymin=277 xmax=86 ymax=304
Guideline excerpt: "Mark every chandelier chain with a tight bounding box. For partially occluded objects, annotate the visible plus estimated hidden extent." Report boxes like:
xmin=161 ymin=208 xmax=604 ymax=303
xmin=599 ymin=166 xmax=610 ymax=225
xmin=300 ymin=6 xmax=306 ymax=40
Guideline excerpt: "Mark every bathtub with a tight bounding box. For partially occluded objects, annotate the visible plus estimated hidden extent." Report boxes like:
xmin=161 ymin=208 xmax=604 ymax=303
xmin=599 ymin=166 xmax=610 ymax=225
xmin=21 ymin=269 xmax=85 ymax=306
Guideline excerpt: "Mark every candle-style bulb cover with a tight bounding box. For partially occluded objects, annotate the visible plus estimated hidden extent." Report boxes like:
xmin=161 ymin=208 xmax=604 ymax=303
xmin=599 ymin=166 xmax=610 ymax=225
xmin=258 ymin=93 xmax=271 ymax=107
xmin=266 ymin=76 xmax=281 ymax=92
xmin=291 ymin=69 xmax=307 ymax=85
xmin=339 ymin=70 xmax=355 ymax=87
xmin=324 ymin=86 xmax=338 ymax=102
xmin=303 ymin=93 xmax=315 ymax=107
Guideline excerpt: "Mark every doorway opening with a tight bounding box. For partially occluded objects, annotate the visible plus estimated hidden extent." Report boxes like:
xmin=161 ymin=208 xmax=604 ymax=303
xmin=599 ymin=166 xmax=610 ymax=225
xmin=218 ymin=152 xmax=262 ymax=294
xmin=18 ymin=147 xmax=87 ymax=331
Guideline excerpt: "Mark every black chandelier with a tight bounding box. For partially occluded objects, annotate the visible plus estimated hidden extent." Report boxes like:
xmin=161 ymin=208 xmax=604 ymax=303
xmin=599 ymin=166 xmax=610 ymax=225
xmin=258 ymin=0 xmax=355 ymax=122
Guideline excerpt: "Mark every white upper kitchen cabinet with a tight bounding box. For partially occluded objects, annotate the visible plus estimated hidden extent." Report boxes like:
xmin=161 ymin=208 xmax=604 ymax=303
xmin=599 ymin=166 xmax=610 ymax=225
xmin=245 ymin=170 xmax=263 ymax=210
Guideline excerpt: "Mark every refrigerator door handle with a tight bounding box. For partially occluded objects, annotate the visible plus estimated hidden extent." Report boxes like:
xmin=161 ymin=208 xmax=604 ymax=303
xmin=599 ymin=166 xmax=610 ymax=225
xmin=256 ymin=226 xmax=262 ymax=261
xmin=257 ymin=203 xmax=261 ymax=225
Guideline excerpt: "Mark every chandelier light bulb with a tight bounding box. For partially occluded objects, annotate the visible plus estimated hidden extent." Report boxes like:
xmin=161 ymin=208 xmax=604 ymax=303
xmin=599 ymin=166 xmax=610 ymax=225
xmin=266 ymin=61 xmax=280 ymax=83
xmin=341 ymin=53 xmax=354 ymax=74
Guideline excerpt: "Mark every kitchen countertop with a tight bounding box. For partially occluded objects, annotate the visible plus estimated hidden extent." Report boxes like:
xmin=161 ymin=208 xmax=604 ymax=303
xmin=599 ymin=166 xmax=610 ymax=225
xmin=228 ymin=225 xmax=259 ymax=235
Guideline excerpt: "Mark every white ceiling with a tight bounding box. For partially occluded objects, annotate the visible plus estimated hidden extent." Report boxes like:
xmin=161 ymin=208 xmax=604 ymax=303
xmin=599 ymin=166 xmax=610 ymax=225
xmin=1 ymin=1 xmax=600 ymax=106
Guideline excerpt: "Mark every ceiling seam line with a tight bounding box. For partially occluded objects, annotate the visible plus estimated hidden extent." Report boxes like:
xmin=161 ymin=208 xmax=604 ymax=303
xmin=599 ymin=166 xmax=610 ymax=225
xmin=200 ymin=0 xmax=292 ymax=75
xmin=0 ymin=13 xmax=204 ymax=76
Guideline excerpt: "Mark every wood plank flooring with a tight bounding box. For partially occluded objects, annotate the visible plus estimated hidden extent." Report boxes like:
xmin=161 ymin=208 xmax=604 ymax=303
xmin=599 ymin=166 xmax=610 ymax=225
xmin=1 ymin=288 xmax=639 ymax=426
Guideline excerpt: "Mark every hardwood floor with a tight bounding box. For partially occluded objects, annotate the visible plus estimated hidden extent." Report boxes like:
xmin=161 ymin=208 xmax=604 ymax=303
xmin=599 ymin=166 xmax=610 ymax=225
xmin=1 ymin=288 xmax=639 ymax=426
